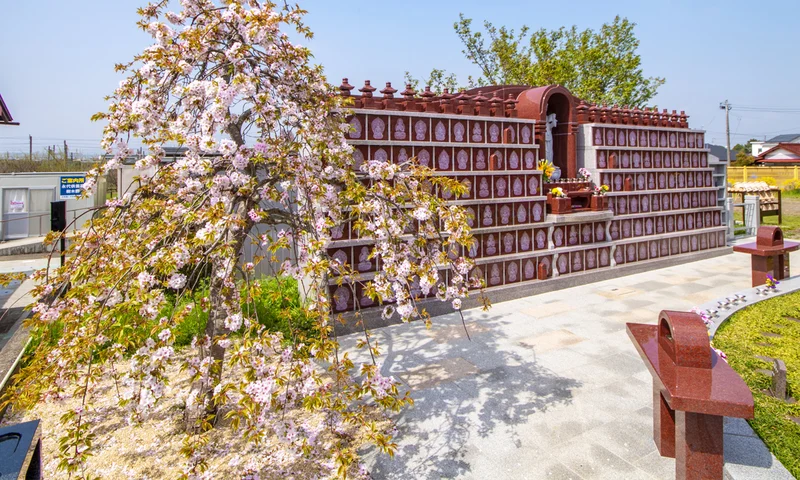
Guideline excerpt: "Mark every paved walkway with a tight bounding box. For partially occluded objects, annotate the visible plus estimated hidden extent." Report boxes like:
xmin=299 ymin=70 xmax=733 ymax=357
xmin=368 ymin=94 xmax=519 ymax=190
xmin=345 ymin=248 xmax=798 ymax=479
xmin=0 ymin=254 xmax=44 ymax=351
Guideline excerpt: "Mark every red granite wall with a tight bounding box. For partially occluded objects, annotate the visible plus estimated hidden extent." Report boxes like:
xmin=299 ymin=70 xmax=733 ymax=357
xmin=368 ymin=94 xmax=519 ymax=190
xmin=328 ymin=80 xmax=725 ymax=314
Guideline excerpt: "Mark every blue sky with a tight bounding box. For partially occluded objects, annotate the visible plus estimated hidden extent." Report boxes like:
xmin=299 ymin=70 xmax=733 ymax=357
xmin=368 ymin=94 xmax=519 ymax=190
xmin=1 ymin=0 xmax=798 ymax=156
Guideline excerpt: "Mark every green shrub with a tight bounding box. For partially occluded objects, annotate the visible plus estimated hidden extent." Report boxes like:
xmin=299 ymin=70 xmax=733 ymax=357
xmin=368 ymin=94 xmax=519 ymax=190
xmin=25 ymin=277 xmax=311 ymax=355
xmin=760 ymin=176 xmax=778 ymax=186
xmin=171 ymin=294 xmax=210 ymax=347
xmin=165 ymin=276 xmax=313 ymax=347
xmin=244 ymin=277 xmax=315 ymax=340
xmin=782 ymin=179 xmax=800 ymax=195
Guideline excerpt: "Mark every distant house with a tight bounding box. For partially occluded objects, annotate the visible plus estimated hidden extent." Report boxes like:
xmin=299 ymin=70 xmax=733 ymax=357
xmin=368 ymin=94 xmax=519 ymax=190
xmin=754 ymin=143 xmax=800 ymax=165
xmin=751 ymin=133 xmax=800 ymax=157
xmin=0 ymin=93 xmax=19 ymax=126
xmin=706 ymin=144 xmax=732 ymax=162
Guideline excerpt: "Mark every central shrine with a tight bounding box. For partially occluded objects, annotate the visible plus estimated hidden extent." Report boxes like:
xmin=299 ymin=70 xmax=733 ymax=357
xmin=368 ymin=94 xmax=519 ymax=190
xmin=329 ymin=80 xmax=725 ymax=317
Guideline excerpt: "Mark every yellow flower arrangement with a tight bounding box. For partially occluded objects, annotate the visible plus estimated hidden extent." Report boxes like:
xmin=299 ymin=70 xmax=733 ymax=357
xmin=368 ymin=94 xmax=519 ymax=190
xmin=537 ymin=159 xmax=555 ymax=181
xmin=550 ymin=187 xmax=567 ymax=198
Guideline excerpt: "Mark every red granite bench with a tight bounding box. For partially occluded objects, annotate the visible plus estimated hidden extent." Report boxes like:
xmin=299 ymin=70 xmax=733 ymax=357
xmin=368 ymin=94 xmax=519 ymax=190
xmin=627 ymin=311 xmax=754 ymax=480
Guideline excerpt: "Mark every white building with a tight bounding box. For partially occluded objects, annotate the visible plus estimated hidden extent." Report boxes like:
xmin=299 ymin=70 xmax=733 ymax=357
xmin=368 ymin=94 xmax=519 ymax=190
xmin=0 ymin=172 xmax=106 ymax=240
xmin=751 ymin=133 xmax=800 ymax=157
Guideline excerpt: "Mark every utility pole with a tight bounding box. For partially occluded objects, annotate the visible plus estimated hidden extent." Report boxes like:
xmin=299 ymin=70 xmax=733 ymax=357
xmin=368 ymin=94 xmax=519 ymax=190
xmin=720 ymin=100 xmax=732 ymax=162
xmin=29 ymin=135 xmax=32 ymax=160
xmin=64 ymin=140 xmax=68 ymax=161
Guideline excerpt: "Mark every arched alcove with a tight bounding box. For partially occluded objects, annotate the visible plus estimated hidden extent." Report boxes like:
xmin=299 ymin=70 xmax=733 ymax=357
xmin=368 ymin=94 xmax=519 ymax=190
xmin=516 ymin=85 xmax=578 ymax=179
xmin=546 ymin=92 xmax=572 ymax=176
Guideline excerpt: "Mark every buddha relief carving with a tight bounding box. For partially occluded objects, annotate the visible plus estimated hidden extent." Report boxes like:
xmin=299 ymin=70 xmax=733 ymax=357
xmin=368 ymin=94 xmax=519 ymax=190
xmin=414 ymin=120 xmax=427 ymax=140
xmin=485 ymin=234 xmax=497 ymax=255
xmin=435 ymin=121 xmax=447 ymax=141
xmin=333 ymin=286 xmax=350 ymax=312
xmin=490 ymin=264 xmax=501 ymax=285
xmin=454 ymin=122 xmax=465 ymax=142
xmin=522 ymin=125 xmax=532 ymax=144
xmin=349 ymin=117 xmax=362 ymax=139
xmin=393 ymin=118 xmax=406 ymax=140
xmin=503 ymin=233 xmax=514 ymax=253
xmin=457 ymin=150 xmax=469 ymax=170
xmin=507 ymin=262 xmax=518 ymax=282
xmin=524 ymin=259 xmax=535 ymax=279
xmin=371 ymin=117 xmax=385 ymax=140
xmin=520 ymin=232 xmax=531 ymax=251
xmin=475 ymin=150 xmax=486 ymax=169
xmin=472 ymin=123 xmax=483 ymax=142
xmin=489 ymin=124 xmax=500 ymax=143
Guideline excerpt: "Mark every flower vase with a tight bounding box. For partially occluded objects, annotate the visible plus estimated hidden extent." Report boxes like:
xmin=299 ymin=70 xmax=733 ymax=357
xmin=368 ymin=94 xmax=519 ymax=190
xmin=590 ymin=195 xmax=608 ymax=211
xmin=550 ymin=167 xmax=562 ymax=182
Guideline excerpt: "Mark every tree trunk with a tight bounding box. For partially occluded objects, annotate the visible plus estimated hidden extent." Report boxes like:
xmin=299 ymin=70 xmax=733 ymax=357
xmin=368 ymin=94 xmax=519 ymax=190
xmin=184 ymin=264 xmax=230 ymax=433
xmin=184 ymin=201 xmax=251 ymax=433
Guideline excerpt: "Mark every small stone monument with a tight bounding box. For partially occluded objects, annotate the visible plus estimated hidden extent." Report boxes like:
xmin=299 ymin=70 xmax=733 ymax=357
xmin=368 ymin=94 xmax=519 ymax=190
xmin=771 ymin=359 xmax=788 ymax=401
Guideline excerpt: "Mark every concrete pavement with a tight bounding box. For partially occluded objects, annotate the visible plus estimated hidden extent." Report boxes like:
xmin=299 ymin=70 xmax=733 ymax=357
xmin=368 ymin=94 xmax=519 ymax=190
xmin=347 ymin=248 xmax=797 ymax=479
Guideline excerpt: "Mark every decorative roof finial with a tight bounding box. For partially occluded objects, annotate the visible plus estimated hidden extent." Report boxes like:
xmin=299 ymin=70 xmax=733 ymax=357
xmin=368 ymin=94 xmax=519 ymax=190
xmin=380 ymin=82 xmax=397 ymax=99
xmin=359 ymin=80 xmax=376 ymax=98
xmin=401 ymin=83 xmax=416 ymax=100
xmin=339 ymin=78 xmax=354 ymax=96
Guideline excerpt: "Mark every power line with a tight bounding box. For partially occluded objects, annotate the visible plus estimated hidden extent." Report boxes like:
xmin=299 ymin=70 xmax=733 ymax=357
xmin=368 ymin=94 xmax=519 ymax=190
xmin=731 ymin=104 xmax=800 ymax=114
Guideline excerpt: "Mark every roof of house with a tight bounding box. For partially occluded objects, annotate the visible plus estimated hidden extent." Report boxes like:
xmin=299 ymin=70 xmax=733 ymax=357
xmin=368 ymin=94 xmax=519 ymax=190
xmin=755 ymin=143 xmax=800 ymax=163
xmin=765 ymin=133 xmax=800 ymax=143
xmin=0 ymin=94 xmax=19 ymax=126
xmin=706 ymin=144 xmax=733 ymax=161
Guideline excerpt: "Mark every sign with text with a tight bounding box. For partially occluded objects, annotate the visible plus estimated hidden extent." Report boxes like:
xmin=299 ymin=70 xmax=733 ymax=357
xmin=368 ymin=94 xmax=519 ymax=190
xmin=60 ymin=175 xmax=86 ymax=199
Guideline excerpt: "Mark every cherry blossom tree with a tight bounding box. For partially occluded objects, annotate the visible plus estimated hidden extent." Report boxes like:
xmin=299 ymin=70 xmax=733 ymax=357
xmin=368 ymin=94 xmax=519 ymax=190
xmin=3 ymin=1 xmax=478 ymax=478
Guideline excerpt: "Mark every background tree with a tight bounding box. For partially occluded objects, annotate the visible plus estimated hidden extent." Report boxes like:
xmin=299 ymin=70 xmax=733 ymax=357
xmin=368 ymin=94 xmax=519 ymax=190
xmin=445 ymin=14 xmax=665 ymax=106
xmin=733 ymin=150 xmax=757 ymax=166
xmin=403 ymin=69 xmax=462 ymax=95
xmin=4 ymin=1 xmax=476 ymax=477
xmin=733 ymin=138 xmax=759 ymax=156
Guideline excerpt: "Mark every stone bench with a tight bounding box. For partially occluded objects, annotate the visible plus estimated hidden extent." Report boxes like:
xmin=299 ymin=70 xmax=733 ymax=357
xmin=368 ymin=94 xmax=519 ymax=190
xmin=627 ymin=311 xmax=754 ymax=480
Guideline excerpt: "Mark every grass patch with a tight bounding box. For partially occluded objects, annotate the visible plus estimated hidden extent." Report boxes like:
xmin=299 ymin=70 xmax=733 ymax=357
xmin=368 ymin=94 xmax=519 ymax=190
xmin=761 ymin=213 xmax=800 ymax=240
xmin=730 ymin=200 xmax=800 ymax=239
xmin=713 ymin=291 xmax=800 ymax=477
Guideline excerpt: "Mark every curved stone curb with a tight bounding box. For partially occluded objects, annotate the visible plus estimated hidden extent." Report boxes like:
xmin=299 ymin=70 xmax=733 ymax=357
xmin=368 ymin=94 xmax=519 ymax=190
xmin=696 ymin=276 xmax=800 ymax=480
xmin=696 ymin=275 xmax=800 ymax=339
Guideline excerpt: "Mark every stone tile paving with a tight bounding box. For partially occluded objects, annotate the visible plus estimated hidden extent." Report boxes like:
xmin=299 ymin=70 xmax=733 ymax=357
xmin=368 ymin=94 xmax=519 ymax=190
xmin=346 ymin=249 xmax=800 ymax=479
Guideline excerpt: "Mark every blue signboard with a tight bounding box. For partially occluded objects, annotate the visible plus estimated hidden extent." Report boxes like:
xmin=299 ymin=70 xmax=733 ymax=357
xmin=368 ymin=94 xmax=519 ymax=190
xmin=60 ymin=175 xmax=86 ymax=199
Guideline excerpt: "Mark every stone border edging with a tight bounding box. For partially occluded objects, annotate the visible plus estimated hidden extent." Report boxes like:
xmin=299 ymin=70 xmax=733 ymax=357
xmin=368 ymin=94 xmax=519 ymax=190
xmin=700 ymin=275 xmax=800 ymax=339
xmin=0 ymin=310 xmax=32 ymax=422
